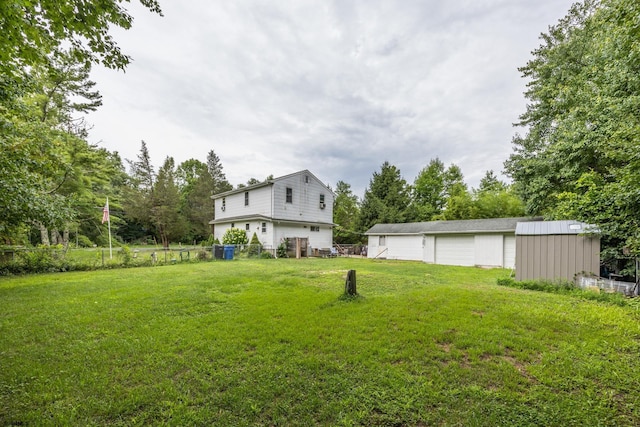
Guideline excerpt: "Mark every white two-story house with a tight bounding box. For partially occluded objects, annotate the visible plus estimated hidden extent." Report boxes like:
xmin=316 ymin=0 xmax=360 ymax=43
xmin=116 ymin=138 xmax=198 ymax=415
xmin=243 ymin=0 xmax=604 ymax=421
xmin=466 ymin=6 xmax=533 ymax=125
xmin=210 ymin=170 xmax=335 ymax=251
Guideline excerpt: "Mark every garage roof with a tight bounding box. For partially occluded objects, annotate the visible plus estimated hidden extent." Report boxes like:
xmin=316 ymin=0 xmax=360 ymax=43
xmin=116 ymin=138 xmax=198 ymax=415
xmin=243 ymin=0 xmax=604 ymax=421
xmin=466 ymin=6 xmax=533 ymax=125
xmin=366 ymin=217 xmax=540 ymax=235
xmin=515 ymin=220 xmax=599 ymax=235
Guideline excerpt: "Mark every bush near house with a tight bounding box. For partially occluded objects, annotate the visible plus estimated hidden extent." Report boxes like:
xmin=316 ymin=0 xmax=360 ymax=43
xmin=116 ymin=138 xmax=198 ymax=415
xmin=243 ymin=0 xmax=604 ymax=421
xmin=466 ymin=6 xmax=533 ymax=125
xmin=221 ymin=228 xmax=248 ymax=245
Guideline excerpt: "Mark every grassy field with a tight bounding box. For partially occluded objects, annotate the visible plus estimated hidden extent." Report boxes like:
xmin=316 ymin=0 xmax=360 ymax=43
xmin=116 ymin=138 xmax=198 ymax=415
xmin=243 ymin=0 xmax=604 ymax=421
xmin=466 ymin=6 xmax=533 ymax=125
xmin=1 ymin=258 xmax=639 ymax=426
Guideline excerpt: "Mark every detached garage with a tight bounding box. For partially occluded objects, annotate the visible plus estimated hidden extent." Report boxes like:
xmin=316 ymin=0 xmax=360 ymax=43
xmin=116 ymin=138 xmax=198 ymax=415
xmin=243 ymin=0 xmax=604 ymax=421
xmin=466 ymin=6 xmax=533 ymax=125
xmin=366 ymin=217 xmax=539 ymax=268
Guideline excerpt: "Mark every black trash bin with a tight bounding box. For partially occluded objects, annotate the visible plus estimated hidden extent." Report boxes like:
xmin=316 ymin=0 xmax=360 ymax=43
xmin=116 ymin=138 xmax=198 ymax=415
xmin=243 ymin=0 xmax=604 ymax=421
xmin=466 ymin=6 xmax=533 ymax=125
xmin=213 ymin=245 xmax=224 ymax=259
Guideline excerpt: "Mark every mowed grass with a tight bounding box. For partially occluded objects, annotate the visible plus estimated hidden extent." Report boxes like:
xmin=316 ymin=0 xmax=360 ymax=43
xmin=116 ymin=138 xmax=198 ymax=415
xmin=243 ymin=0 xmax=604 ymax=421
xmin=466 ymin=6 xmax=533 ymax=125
xmin=1 ymin=258 xmax=639 ymax=426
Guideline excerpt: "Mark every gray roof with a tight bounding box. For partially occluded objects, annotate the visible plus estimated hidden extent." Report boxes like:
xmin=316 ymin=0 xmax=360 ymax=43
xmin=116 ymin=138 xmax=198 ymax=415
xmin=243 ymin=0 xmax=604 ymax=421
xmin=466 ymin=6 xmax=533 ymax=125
xmin=515 ymin=220 xmax=599 ymax=235
xmin=366 ymin=217 xmax=540 ymax=235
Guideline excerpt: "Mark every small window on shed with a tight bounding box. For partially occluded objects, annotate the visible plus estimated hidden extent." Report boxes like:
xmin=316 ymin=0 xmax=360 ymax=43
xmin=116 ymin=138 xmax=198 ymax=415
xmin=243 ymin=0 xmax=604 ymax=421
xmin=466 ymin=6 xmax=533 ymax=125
xmin=379 ymin=236 xmax=386 ymax=246
xmin=244 ymin=191 xmax=249 ymax=206
xmin=286 ymin=187 xmax=293 ymax=203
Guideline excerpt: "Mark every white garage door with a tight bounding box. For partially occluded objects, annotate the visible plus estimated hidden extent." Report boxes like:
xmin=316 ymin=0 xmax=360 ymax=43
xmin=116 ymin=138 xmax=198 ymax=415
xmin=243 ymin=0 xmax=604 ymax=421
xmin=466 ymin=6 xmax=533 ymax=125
xmin=435 ymin=235 xmax=475 ymax=266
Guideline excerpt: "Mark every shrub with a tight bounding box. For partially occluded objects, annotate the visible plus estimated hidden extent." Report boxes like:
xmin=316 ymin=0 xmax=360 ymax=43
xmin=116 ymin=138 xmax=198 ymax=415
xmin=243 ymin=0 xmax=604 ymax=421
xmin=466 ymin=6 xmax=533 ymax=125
xmin=277 ymin=241 xmax=288 ymax=258
xmin=120 ymin=245 xmax=133 ymax=266
xmin=222 ymin=228 xmax=248 ymax=245
xmin=75 ymin=235 xmax=94 ymax=248
xmin=260 ymin=251 xmax=273 ymax=259
xmin=201 ymin=234 xmax=215 ymax=247
xmin=248 ymin=232 xmax=262 ymax=257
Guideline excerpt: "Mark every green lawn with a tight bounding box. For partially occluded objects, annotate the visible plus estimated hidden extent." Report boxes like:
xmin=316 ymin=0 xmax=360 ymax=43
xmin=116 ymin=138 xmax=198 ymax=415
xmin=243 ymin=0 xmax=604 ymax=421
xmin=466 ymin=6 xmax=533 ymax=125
xmin=1 ymin=258 xmax=639 ymax=426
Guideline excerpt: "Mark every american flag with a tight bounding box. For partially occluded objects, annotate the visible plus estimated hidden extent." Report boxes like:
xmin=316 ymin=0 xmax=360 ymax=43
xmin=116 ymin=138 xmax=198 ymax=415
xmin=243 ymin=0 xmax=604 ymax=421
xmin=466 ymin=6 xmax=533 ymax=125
xmin=102 ymin=201 xmax=109 ymax=224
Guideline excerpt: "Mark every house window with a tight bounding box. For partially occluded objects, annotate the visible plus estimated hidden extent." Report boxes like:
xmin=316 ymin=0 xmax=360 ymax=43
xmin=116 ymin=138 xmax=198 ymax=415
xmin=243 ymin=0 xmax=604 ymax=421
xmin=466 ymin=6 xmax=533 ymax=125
xmin=221 ymin=197 xmax=226 ymax=211
xmin=244 ymin=191 xmax=249 ymax=206
xmin=245 ymin=223 xmax=250 ymax=231
xmin=286 ymin=187 xmax=293 ymax=203
xmin=261 ymin=222 xmax=267 ymax=233
xmin=310 ymin=226 xmax=320 ymax=232
xmin=379 ymin=236 xmax=386 ymax=246
xmin=231 ymin=223 xmax=235 ymax=228
xmin=319 ymin=194 xmax=325 ymax=209
xmin=305 ymin=175 xmax=309 ymax=183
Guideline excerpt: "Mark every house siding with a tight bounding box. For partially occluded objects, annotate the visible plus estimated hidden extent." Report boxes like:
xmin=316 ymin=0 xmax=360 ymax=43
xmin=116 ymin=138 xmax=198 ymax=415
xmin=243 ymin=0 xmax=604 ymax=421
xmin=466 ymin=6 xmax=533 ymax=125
xmin=215 ymin=185 xmax=272 ymax=220
xmin=272 ymin=173 xmax=333 ymax=225
xmin=273 ymin=223 xmax=332 ymax=250
xmin=211 ymin=170 xmax=334 ymax=251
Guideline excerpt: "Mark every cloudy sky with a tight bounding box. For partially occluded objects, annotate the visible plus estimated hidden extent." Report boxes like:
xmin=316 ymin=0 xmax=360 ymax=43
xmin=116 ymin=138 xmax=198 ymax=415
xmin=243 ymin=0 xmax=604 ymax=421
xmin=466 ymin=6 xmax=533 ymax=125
xmin=88 ymin=0 xmax=574 ymax=197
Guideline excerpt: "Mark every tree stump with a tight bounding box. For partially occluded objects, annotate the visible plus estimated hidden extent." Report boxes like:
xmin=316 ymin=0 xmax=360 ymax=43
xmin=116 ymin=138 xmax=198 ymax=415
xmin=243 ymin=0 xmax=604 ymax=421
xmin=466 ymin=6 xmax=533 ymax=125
xmin=344 ymin=269 xmax=357 ymax=296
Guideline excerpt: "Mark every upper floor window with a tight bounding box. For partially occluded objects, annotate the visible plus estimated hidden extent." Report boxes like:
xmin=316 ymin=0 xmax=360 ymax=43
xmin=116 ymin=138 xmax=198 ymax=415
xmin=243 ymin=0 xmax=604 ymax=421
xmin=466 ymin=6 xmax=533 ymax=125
xmin=261 ymin=222 xmax=267 ymax=233
xmin=221 ymin=197 xmax=226 ymax=211
xmin=310 ymin=226 xmax=320 ymax=232
xmin=286 ymin=187 xmax=293 ymax=203
xmin=244 ymin=191 xmax=249 ymax=206
xmin=319 ymin=194 xmax=325 ymax=209
xmin=245 ymin=223 xmax=250 ymax=231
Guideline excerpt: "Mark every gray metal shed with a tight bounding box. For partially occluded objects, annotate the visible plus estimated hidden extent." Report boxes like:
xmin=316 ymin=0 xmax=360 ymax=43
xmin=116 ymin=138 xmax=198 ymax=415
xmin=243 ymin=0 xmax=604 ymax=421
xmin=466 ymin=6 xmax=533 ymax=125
xmin=515 ymin=221 xmax=600 ymax=281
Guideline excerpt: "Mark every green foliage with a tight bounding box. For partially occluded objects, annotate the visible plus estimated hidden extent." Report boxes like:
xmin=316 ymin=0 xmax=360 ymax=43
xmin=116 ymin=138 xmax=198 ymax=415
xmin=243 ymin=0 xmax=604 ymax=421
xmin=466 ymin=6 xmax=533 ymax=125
xmin=222 ymin=228 xmax=248 ymax=245
xmin=259 ymin=251 xmax=274 ymax=259
xmin=277 ymin=241 xmax=288 ymax=258
xmin=496 ymin=277 xmax=629 ymax=306
xmin=201 ymin=234 xmax=216 ymax=247
xmin=359 ymin=162 xmax=411 ymax=231
xmin=119 ymin=245 xmax=133 ymax=266
xmin=505 ymin=0 xmax=640 ymax=263
xmin=0 ymin=0 xmax=162 ymax=77
xmin=333 ymin=181 xmax=361 ymax=244
xmin=75 ymin=235 xmax=94 ymax=248
xmin=248 ymin=233 xmax=262 ymax=257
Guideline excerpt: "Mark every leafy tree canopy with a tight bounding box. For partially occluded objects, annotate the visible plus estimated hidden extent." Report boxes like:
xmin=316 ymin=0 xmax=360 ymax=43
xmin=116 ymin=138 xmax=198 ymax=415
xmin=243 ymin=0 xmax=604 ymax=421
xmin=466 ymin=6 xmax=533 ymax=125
xmin=505 ymin=0 xmax=640 ymax=262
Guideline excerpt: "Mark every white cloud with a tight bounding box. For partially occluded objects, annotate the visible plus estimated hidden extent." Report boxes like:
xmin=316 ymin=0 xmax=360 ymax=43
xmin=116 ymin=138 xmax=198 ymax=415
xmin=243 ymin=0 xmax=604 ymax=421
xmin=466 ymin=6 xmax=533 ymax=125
xmin=88 ymin=0 xmax=575 ymax=197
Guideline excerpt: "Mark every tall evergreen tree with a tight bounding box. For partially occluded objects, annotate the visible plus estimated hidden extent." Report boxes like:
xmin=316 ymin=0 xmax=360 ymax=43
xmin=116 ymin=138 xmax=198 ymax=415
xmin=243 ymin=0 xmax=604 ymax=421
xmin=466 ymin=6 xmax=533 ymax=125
xmin=206 ymin=150 xmax=233 ymax=195
xmin=358 ymin=162 xmax=411 ymax=231
xmin=152 ymin=157 xmax=185 ymax=247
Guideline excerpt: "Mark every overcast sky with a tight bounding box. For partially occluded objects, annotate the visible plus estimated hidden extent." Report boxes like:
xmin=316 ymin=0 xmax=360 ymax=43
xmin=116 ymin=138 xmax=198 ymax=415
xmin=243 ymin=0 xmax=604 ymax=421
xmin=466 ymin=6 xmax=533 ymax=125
xmin=88 ymin=0 xmax=574 ymax=197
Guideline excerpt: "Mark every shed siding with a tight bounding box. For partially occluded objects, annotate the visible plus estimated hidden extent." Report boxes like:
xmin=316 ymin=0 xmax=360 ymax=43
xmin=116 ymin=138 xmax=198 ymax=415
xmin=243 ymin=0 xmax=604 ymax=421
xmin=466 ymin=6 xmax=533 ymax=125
xmin=516 ymin=234 xmax=600 ymax=281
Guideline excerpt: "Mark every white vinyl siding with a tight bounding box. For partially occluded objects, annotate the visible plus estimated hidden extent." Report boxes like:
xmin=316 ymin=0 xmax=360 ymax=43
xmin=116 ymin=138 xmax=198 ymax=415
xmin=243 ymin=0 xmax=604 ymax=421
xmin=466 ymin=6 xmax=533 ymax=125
xmin=435 ymin=235 xmax=475 ymax=266
xmin=272 ymin=174 xmax=333 ymax=224
xmin=503 ymin=235 xmax=516 ymax=269
xmin=386 ymin=235 xmax=423 ymax=260
xmin=423 ymin=235 xmax=435 ymax=263
xmin=474 ymin=234 xmax=504 ymax=267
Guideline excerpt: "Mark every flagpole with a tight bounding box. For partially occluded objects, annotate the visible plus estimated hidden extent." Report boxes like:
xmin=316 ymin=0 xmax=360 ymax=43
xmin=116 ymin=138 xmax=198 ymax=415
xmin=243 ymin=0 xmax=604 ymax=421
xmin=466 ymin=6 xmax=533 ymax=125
xmin=106 ymin=197 xmax=113 ymax=259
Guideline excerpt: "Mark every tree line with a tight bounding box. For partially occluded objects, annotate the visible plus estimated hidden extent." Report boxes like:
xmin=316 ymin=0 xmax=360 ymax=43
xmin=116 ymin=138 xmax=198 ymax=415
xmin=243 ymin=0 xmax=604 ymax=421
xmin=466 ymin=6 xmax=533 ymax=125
xmin=1 ymin=0 xmax=638 ymax=273
xmin=333 ymin=161 xmax=524 ymax=244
